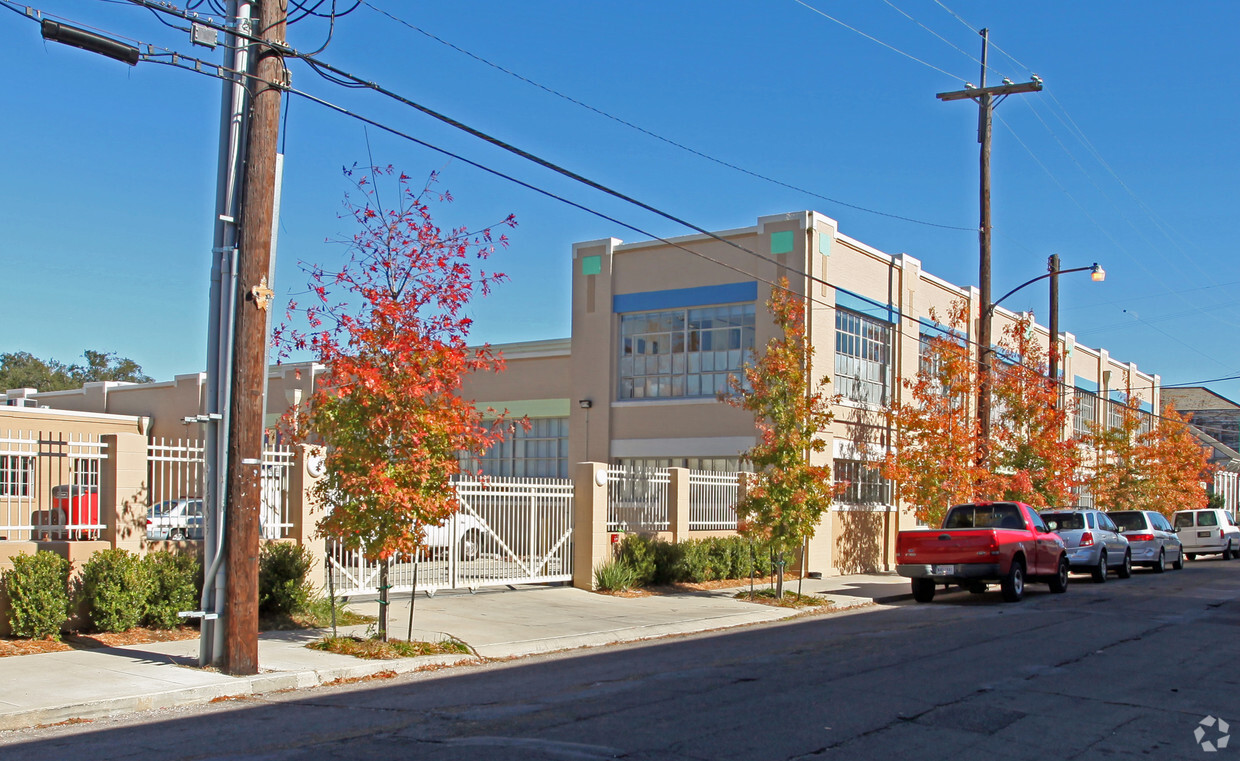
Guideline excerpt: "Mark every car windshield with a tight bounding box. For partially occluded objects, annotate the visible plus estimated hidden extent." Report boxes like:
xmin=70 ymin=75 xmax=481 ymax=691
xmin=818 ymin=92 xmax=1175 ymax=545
xmin=1174 ymin=513 xmax=1196 ymax=529
xmin=1042 ymin=513 xmax=1084 ymax=531
xmin=945 ymin=504 xmax=1023 ymax=530
xmin=150 ymin=500 xmax=180 ymax=516
xmin=1110 ymin=512 xmax=1147 ymax=532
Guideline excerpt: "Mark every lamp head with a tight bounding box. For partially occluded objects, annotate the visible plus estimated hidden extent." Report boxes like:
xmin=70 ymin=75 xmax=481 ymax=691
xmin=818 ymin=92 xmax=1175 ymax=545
xmin=1090 ymin=263 xmax=1105 ymax=282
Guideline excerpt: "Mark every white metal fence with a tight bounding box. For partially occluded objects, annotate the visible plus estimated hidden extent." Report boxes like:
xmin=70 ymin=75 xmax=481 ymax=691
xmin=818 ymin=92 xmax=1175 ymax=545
xmin=606 ymin=465 xmax=669 ymax=532
xmin=146 ymin=437 xmax=294 ymax=541
xmin=325 ymin=475 xmax=574 ymax=597
xmin=0 ymin=430 xmax=105 ymax=541
xmin=688 ymin=470 xmax=740 ymax=530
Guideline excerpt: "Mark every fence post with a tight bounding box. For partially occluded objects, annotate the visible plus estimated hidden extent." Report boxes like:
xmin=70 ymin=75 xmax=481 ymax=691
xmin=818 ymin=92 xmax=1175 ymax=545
xmin=669 ymin=467 xmax=690 ymax=542
xmin=290 ymin=444 xmax=325 ymax=591
xmin=99 ymin=432 xmax=148 ymax=553
xmin=572 ymin=461 xmax=609 ymax=590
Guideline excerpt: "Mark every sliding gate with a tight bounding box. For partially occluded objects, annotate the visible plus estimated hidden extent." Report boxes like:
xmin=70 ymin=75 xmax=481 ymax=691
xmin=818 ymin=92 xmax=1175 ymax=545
xmin=326 ymin=475 xmax=574 ymax=597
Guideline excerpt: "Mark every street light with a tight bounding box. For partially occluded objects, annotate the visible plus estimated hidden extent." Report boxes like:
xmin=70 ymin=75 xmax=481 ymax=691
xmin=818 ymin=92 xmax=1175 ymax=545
xmin=987 ymin=256 xmax=1105 ymax=385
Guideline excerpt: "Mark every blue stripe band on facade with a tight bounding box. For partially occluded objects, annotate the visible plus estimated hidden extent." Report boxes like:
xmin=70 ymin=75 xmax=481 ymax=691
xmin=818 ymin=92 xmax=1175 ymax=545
xmin=1075 ymin=377 xmax=1099 ymax=392
xmin=613 ymin=281 xmax=758 ymax=313
xmin=1140 ymin=401 xmax=1153 ymax=413
xmin=835 ymin=287 xmax=895 ymax=323
xmin=1110 ymin=390 xmax=1128 ymax=403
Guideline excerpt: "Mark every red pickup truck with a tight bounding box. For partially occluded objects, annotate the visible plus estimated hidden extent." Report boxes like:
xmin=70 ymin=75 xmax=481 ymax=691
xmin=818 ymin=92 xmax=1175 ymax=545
xmin=896 ymin=501 xmax=1069 ymax=603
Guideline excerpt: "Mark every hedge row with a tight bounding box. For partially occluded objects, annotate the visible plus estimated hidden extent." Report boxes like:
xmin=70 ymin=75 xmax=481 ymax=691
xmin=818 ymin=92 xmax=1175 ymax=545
xmin=609 ymin=534 xmax=794 ymax=588
xmin=1 ymin=543 xmax=315 ymax=640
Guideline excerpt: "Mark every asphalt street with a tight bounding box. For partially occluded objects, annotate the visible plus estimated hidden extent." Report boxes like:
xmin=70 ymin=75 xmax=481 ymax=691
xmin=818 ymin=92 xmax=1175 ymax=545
xmin=3 ymin=559 xmax=1238 ymax=760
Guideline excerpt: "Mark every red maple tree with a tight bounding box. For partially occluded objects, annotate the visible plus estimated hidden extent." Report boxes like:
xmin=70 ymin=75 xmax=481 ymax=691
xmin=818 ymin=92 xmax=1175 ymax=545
xmin=275 ymin=165 xmax=517 ymax=636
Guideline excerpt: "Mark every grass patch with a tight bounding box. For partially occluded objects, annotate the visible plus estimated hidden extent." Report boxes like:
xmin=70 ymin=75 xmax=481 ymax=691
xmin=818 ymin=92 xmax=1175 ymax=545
xmin=309 ymin=635 xmax=472 ymax=660
xmin=260 ymin=597 xmax=375 ymax=631
xmin=734 ymin=589 xmax=830 ymax=609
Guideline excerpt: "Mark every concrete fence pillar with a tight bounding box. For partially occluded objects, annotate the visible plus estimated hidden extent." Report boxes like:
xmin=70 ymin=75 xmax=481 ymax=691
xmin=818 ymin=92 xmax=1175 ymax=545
xmin=290 ymin=444 xmax=326 ymax=590
xmin=100 ymin=432 xmax=148 ymax=553
xmin=572 ymin=461 xmax=609 ymax=590
xmin=669 ymin=467 xmax=690 ymax=542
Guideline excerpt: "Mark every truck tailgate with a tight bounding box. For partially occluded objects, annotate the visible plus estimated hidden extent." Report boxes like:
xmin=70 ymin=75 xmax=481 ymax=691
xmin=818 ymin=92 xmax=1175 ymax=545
xmin=898 ymin=529 xmax=999 ymax=565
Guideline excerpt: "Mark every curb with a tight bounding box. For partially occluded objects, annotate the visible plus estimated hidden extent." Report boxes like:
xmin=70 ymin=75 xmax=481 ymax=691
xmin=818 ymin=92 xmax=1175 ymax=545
xmin=0 ymin=653 xmax=474 ymax=732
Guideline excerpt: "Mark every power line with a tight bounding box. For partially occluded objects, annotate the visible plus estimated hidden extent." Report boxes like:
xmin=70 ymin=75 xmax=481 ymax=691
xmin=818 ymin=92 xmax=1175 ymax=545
xmin=355 ymin=1 xmax=973 ymax=232
xmin=790 ymin=0 xmax=968 ymax=82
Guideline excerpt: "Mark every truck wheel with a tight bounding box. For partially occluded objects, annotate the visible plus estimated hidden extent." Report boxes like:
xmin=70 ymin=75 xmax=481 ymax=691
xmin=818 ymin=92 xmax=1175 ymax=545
xmin=1152 ymin=549 xmax=1166 ymax=574
xmin=171 ymin=528 xmax=186 ymax=541
xmin=459 ymin=530 xmax=482 ymax=562
xmin=911 ymin=578 xmax=935 ymax=603
xmin=1001 ymin=559 xmax=1025 ymax=603
xmin=1092 ymin=551 xmax=1108 ymax=583
xmin=1186 ymin=553 xmax=1197 ymax=561
xmin=1117 ymin=551 xmax=1132 ymax=579
xmin=1048 ymin=556 xmax=1069 ymax=593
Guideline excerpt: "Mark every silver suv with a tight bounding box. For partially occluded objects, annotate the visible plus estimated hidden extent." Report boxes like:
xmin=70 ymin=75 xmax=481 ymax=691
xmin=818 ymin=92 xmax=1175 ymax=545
xmin=1172 ymin=509 xmax=1240 ymax=560
xmin=1041 ymin=508 xmax=1132 ymax=582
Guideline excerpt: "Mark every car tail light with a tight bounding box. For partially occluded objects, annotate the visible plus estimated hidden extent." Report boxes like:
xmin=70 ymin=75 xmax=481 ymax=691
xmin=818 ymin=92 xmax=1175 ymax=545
xmin=1079 ymin=531 xmax=1094 ymax=547
xmin=1127 ymin=533 xmax=1155 ymax=542
xmin=1222 ymin=529 xmax=1227 ymax=539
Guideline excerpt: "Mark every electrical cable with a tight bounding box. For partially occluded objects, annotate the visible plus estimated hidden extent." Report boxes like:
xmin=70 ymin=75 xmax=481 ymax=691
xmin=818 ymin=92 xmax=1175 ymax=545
xmin=357 ymin=0 xmax=973 ymax=232
xmin=789 ymin=0 xmax=968 ymax=82
xmin=10 ymin=1 xmax=1212 ymax=421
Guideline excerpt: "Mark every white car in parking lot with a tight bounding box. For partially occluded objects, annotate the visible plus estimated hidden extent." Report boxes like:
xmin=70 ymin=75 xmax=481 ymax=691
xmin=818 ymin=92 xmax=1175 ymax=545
xmin=1173 ymin=509 xmax=1240 ymax=560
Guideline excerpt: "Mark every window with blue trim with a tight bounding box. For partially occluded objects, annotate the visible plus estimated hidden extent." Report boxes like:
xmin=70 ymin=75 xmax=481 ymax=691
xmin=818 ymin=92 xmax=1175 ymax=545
xmin=835 ymin=308 xmax=891 ymax=405
xmin=619 ymin=303 xmax=756 ymax=400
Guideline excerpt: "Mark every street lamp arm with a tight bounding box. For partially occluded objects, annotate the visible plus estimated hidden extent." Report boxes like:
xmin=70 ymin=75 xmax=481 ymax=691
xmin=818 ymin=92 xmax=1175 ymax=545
xmin=989 ymin=264 xmax=1101 ymax=314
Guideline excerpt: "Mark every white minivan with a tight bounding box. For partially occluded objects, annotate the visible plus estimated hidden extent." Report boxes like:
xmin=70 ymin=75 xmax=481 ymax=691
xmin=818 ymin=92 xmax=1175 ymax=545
xmin=1172 ymin=509 xmax=1240 ymax=560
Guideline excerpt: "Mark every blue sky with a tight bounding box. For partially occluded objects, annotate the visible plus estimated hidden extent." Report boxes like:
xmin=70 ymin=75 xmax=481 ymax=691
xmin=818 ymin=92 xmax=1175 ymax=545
xmin=1 ymin=1 xmax=1237 ymax=401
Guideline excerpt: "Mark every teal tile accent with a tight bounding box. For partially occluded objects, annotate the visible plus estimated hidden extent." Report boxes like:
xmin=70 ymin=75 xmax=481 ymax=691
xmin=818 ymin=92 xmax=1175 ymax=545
xmin=770 ymin=230 xmax=794 ymax=254
xmin=581 ymin=255 xmax=602 ymax=275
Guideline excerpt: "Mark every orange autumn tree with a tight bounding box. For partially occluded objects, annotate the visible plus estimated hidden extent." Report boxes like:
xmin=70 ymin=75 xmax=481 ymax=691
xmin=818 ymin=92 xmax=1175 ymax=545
xmin=276 ymin=165 xmax=517 ymax=638
xmin=1086 ymin=392 xmax=1151 ymax=513
xmin=988 ymin=314 xmax=1082 ymax=508
xmin=723 ymin=278 xmax=837 ymax=599
xmin=882 ymin=301 xmax=984 ymax=527
xmin=1139 ymin=403 xmax=1212 ymax=514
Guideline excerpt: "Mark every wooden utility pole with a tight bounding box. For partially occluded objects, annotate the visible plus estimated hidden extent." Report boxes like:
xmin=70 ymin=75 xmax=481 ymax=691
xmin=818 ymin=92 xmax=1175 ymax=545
xmin=1048 ymin=253 xmax=1061 ymax=383
xmin=223 ymin=0 xmax=286 ymax=676
xmin=936 ymin=29 xmax=1042 ymax=468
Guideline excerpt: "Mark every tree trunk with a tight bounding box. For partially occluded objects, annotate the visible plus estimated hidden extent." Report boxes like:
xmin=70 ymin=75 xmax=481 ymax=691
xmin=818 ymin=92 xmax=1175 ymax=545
xmin=378 ymin=562 xmax=389 ymax=642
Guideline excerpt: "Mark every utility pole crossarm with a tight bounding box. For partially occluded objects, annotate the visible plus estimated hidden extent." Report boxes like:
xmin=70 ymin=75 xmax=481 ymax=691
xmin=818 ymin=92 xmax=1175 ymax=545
xmin=936 ymin=79 xmax=1043 ymax=102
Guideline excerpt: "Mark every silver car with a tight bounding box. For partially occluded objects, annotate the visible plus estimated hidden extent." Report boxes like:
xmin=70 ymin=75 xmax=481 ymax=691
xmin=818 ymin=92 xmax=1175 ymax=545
xmin=1041 ymin=508 xmax=1132 ymax=582
xmin=146 ymin=497 xmax=204 ymax=541
xmin=1109 ymin=510 xmax=1184 ymax=572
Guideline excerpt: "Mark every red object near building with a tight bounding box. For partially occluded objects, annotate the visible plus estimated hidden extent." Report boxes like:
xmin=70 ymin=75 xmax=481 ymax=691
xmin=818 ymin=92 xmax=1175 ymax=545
xmin=52 ymin=485 xmax=100 ymax=540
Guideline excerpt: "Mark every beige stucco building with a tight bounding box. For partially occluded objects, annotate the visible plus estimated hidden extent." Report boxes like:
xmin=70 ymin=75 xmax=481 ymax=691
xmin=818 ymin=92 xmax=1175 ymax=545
xmin=9 ymin=210 xmax=1162 ymax=575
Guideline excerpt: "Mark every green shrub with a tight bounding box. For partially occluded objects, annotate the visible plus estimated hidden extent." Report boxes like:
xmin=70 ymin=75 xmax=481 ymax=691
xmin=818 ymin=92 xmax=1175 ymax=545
xmin=676 ymin=540 xmax=713 ymax=582
xmin=616 ymin=534 xmax=657 ymax=587
xmin=143 ymin=552 xmax=202 ymax=629
xmin=2 ymin=551 xmax=72 ymax=640
xmin=652 ymin=539 xmax=683 ymax=585
xmin=81 ymin=549 xmax=152 ymax=633
xmin=259 ymin=542 xmax=314 ymax=616
xmin=594 ymin=558 xmax=639 ymax=591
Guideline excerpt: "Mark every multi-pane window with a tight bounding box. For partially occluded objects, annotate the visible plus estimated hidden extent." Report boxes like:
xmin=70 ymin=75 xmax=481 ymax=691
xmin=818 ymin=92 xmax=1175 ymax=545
xmin=0 ymin=455 xmax=34 ymax=498
xmin=619 ymin=303 xmax=756 ymax=400
xmin=466 ymin=417 xmax=569 ymax=478
xmin=1074 ymin=390 xmax=1097 ymax=437
xmin=835 ymin=309 xmax=891 ymax=405
xmin=1107 ymin=398 xmax=1126 ymax=430
xmin=834 ymin=459 xmax=890 ymax=505
xmin=614 ymin=457 xmax=747 ymax=473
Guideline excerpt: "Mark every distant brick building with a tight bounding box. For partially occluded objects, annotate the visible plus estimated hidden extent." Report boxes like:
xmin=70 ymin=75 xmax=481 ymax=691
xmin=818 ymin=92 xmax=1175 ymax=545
xmin=1163 ymin=387 xmax=1240 ymax=452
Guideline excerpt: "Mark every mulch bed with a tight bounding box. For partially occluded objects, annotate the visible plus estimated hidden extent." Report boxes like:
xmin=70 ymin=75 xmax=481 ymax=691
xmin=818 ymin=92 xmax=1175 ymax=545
xmin=0 ymin=625 xmax=200 ymax=658
xmin=596 ymin=572 xmax=806 ymax=598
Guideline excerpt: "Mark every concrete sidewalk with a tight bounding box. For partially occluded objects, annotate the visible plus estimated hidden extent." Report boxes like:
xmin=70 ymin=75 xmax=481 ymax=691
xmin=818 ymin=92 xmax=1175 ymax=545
xmin=0 ymin=573 xmax=910 ymax=732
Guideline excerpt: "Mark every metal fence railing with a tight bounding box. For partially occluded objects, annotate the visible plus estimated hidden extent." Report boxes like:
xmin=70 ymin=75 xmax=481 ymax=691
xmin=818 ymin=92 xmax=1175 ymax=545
xmin=325 ymin=475 xmax=574 ymax=597
xmin=687 ymin=470 xmax=740 ymax=531
xmin=0 ymin=430 xmax=106 ymax=541
xmin=606 ymin=465 xmax=669 ymax=532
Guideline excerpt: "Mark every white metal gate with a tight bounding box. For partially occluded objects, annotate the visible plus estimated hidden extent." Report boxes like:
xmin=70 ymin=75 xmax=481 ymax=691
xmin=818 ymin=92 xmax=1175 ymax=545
xmin=326 ymin=475 xmax=574 ymax=597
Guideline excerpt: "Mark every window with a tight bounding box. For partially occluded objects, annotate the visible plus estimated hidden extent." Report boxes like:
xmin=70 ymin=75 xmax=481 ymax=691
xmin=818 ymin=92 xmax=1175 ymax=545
xmin=614 ymin=457 xmax=746 ymax=473
xmin=0 ymin=455 xmax=34 ymax=498
xmin=1074 ymin=390 xmax=1097 ymax=437
xmin=466 ymin=418 xmax=569 ymax=478
xmin=834 ymin=459 xmax=890 ymax=505
xmin=1199 ymin=511 xmax=1218 ymax=527
xmin=619 ymin=303 xmax=756 ymax=400
xmin=835 ymin=309 xmax=891 ymax=405
xmin=1107 ymin=398 xmax=1126 ymax=430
